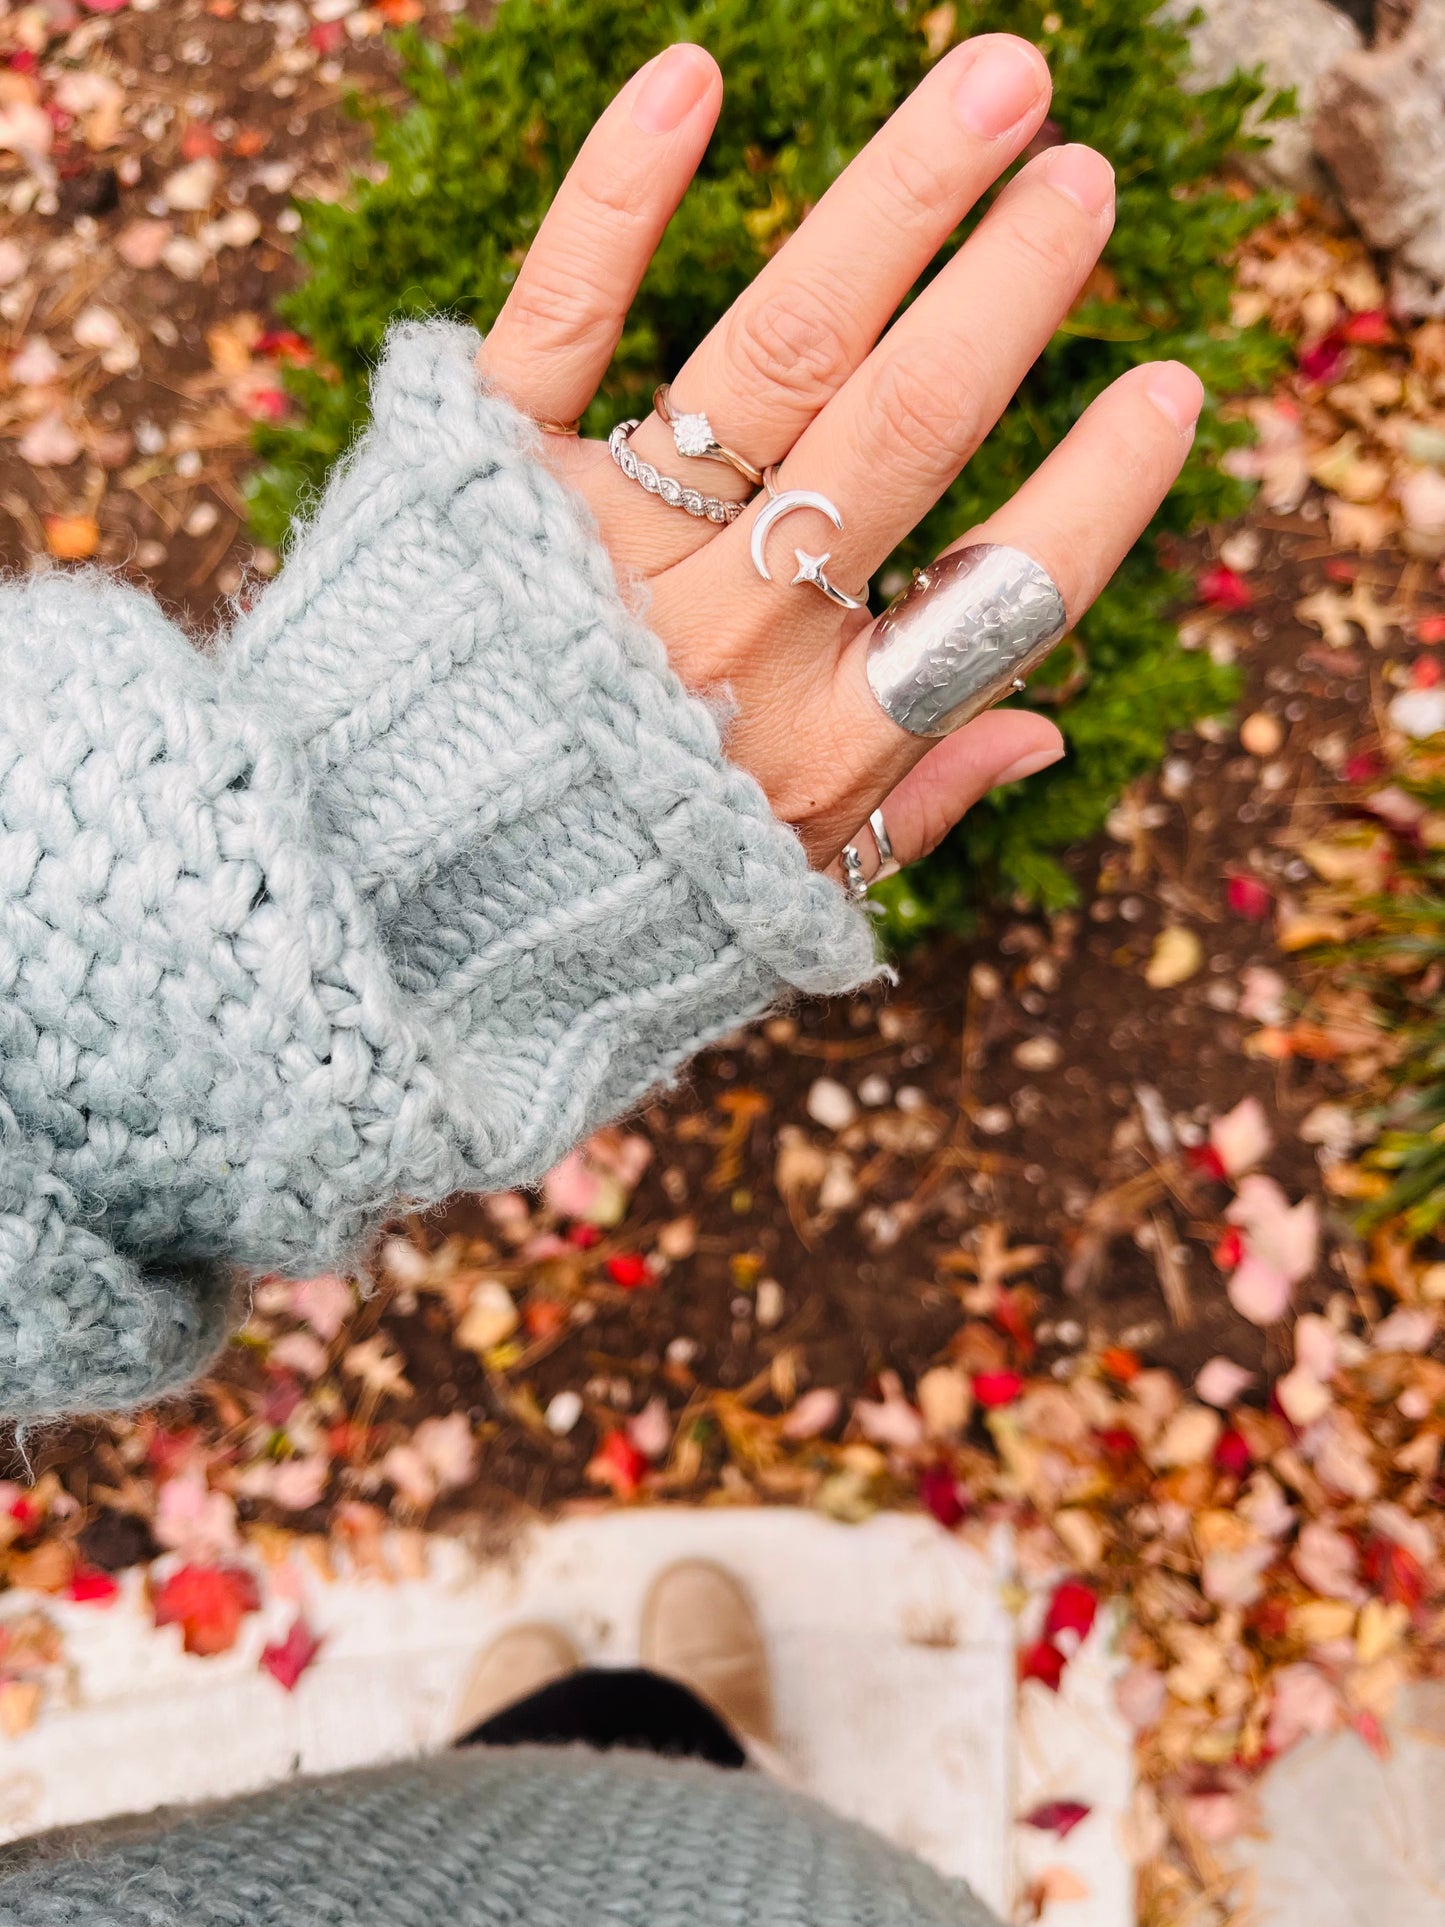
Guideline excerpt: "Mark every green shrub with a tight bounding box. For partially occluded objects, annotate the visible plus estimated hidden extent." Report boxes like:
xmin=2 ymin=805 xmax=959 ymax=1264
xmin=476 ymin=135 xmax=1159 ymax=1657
xmin=248 ymin=0 xmax=1287 ymax=926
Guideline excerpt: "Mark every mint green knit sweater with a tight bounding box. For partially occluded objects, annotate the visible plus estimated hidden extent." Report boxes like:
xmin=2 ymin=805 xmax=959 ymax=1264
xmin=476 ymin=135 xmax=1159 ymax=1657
xmin=0 ymin=323 xmax=998 ymax=1927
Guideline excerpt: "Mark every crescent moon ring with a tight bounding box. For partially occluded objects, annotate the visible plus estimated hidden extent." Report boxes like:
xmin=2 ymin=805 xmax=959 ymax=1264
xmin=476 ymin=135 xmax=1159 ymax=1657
xmin=749 ymin=488 xmax=846 ymax=583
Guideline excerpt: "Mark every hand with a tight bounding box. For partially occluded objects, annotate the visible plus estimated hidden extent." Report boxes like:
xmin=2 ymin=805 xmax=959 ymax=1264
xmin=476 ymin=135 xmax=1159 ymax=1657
xmin=476 ymin=37 xmax=1203 ymax=877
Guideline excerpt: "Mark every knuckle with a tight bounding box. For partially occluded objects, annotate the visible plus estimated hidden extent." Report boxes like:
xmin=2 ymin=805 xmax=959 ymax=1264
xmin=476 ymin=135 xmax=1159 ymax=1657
xmin=866 ymin=342 xmax=987 ymax=479
xmin=866 ymin=139 xmax=957 ymax=237
xmin=509 ymin=258 xmax=623 ymax=359
xmin=724 ymin=281 xmax=855 ymax=412
xmin=1002 ymin=201 xmax=1092 ymax=287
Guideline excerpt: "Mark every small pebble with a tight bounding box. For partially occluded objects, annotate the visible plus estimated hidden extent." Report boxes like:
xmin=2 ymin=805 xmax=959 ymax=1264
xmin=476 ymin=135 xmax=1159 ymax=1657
xmin=1013 ymin=1036 xmax=1061 ymax=1072
xmin=1239 ymin=711 xmax=1283 ymax=757
xmin=806 ymin=1076 xmax=857 ymax=1132
xmin=544 ymin=1390 xmax=582 ymax=1436
xmin=755 ymin=1279 xmax=784 ymax=1329
xmin=184 ymin=500 xmax=220 ymax=539
xmin=857 ymin=1073 xmax=891 ymax=1108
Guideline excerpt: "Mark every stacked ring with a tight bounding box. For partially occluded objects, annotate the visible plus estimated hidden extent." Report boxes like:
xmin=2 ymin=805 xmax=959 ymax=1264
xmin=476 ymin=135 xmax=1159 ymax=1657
xmin=654 ymin=384 xmax=765 ymax=487
xmin=608 ymin=419 xmax=746 ymax=524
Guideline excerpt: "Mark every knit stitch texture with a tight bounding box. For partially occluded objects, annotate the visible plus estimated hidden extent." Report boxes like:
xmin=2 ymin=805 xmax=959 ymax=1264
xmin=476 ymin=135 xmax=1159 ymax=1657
xmin=0 ymin=1745 xmax=1002 ymax=1926
xmin=0 ymin=320 xmax=876 ymax=1419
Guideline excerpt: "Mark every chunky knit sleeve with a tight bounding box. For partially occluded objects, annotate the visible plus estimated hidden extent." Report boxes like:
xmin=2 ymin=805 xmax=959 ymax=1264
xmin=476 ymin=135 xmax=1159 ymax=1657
xmin=0 ymin=319 xmax=877 ymax=1419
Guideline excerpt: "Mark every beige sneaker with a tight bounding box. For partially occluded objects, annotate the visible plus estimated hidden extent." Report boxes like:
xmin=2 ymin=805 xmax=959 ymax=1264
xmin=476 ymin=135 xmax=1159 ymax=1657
xmin=453 ymin=1623 xmax=581 ymax=1739
xmin=639 ymin=1560 xmax=775 ymax=1749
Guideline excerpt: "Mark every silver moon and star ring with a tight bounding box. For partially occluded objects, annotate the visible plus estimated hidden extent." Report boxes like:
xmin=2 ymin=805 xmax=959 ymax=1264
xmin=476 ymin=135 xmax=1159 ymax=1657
xmin=749 ymin=467 xmax=867 ymax=611
xmin=608 ymin=419 xmax=746 ymax=525
xmin=865 ymin=544 xmax=1068 ymax=738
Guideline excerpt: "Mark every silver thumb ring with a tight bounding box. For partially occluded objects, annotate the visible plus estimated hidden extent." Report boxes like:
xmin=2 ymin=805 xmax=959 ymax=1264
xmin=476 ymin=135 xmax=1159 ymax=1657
xmin=865 ymin=544 xmax=1068 ymax=738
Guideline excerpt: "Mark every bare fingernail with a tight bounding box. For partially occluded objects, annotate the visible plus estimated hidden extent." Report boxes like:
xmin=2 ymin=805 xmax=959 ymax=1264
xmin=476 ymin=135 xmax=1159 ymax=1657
xmin=952 ymin=37 xmax=1049 ymax=139
xmin=631 ymin=43 xmax=715 ymax=135
xmin=994 ymin=742 xmax=1065 ymax=786
xmin=1040 ymin=143 xmax=1115 ymax=216
xmin=1144 ymin=359 xmax=1205 ymax=435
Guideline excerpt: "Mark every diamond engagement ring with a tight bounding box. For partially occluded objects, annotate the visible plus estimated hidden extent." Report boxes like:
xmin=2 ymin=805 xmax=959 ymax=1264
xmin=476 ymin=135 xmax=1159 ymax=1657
xmin=653 ymin=383 xmax=765 ymax=488
xmin=749 ymin=466 xmax=867 ymax=611
xmin=608 ymin=419 xmax=746 ymax=524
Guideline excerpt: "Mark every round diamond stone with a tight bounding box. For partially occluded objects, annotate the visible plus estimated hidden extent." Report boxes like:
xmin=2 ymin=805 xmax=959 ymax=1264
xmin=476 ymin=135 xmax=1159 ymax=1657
xmin=672 ymin=410 xmax=714 ymax=460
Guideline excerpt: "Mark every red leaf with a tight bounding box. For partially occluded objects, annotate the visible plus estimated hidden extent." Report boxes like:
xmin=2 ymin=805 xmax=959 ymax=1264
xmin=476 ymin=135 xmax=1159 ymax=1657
xmin=1412 ymin=655 xmax=1443 ymax=688
xmin=1298 ymin=332 xmax=1347 ymax=385
xmin=1188 ymin=1143 xmax=1229 ymax=1183
xmin=1212 ymin=1227 xmax=1245 ymax=1270
xmin=1226 ymin=873 xmax=1273 ymax=920
xmin=1362 ymin=1536 xmax=1427 ymax=1613
xmin=605 ymin=1253 xmax=653 ymax=1290
xmin=68 ymin=1568 xmax=120 ymax=1606
xmin=180 ymin=122 xmax=221 ymax=161
xmin=307 ymin=20 xmax=345 ymax=52
xmin=1341 ymin=310 xmax=1392 ymax=345
xmin=1197 ymin=566 xmax=1253 ymax=611
xmin=993 ymin=1289 xmax=1037 ymax=1362
xmin=1097 ymin=1427 xmax=1140 ymax=1460
xmin=254 ymin=330 xmax=311 ymax=362
xmin=1324 ymin=558 xmax=1359 ymax=585
xmin=973 ymin=1371 xmax=1023 ymax=1408
xmin=1343 ymin=750 xmax=1384 ymax=785
xmin=1022 ymin=1799 xmax=1092 ymax=1838
xmin=1417 ymin=615 xmax=1445 ymax=646
xmin=1019 ymin=1638 xmax=1066 ymax=1691
xmin=919 ymin=1463 xmax=966 ymax=1530
xmin=566 ymin=1223 xmax=601 ymax=1249
xmin=152 ymin=1564 xmax=261 ymax=1657
xmin=1044 ymin=1579 xmax=1097 ymax=1643
xmin=587 ymin=1431 xmax=646 ymax=1498
xmin=1100 ymin=1346 xmax=1141 ymax=1384
xmin=260 ymin=1615 xmax=324 ymax=1691
xmin=1214 ymin=1427 xmax=1252 ymax=1477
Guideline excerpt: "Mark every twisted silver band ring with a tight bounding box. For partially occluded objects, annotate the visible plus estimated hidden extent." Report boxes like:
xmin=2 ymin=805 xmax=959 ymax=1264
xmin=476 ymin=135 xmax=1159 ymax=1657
xmin=608 ymin=419 xmax=747 ymax=524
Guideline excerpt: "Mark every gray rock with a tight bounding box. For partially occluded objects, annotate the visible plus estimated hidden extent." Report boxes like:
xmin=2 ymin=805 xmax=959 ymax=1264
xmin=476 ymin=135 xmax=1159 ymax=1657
xmin=1314 ymin=0 xmax=1445 ymax=313
xmin=1162 ymin=0 xmax=1363 ymax=193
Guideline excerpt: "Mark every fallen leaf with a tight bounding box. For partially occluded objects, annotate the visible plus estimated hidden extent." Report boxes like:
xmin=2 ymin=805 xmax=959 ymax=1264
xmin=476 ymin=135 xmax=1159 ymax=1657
xmin=1021 ymin=1799 xmax=1092 ymax=1839
xmin=1145 ymin=926 xmax=1202 ymax=988
xmin=151 ymin=1563 xmax=261 ymax=1657
xmin=43 ymin=514 xmax=98 ymax=561
xmin=260 ymin=1615 xmax=323 ymax=1691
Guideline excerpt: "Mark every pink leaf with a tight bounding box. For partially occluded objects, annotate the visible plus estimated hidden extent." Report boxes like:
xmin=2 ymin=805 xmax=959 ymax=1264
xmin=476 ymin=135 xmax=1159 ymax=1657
xmin=1227 ymin=1255 xmax=1293 ymax=1326
xmin=1225 ymin=873 xmax=1273 ymax=920
xmin=1019 ymin=1639 xmax=1066 ymax=1691
xmin=1208 ymin=1097 xmax=1272 ymax=1180
xmin=973 ymin=1371 xmax=1023 ymax=1408
xmin=1044 ymin=1579 xmax=1097 ymax=1645
xmin=1195 ymin=1357 xmax=1255 ymax=1409
xmin=1198 ymin=565 xmax=1253 ymax=611
xmin=260 ymin=1616 xmax=323 ymax=1692
xmin=781 ymin=1388 xmax=841 ymax=1441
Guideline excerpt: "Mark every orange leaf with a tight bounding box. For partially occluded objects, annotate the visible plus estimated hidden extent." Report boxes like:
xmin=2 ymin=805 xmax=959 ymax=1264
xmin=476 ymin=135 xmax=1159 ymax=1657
xmin=43 ymin=514 xmax=98 ymax=561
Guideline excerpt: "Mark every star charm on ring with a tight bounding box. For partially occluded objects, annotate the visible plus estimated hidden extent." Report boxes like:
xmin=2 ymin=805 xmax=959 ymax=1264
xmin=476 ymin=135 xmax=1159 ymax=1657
xmin=791 ymin=547 xmax=861 ymax=611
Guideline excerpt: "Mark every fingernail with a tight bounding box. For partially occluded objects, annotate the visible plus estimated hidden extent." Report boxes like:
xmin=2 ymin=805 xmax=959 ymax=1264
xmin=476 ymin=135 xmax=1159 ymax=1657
xmin=1040 ymin=143 xmax=1115 ymax=216
xmin=631 ymin=43 xmax=715 ymax=135
xmin=994 ymin=743 xmax=1065 ymax=786
xmin=1144 ymin=359 xmax=1205 ymax=435
xmin=952 ymin=37 xmax=1048 ymax=139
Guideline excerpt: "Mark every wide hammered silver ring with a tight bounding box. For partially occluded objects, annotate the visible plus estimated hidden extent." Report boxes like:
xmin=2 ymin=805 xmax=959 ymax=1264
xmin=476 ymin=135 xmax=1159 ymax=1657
xmin=608 ymin=419 xmax=746 ymax=525
xmin=866 ymin=543 xmax=1068 ymax=738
